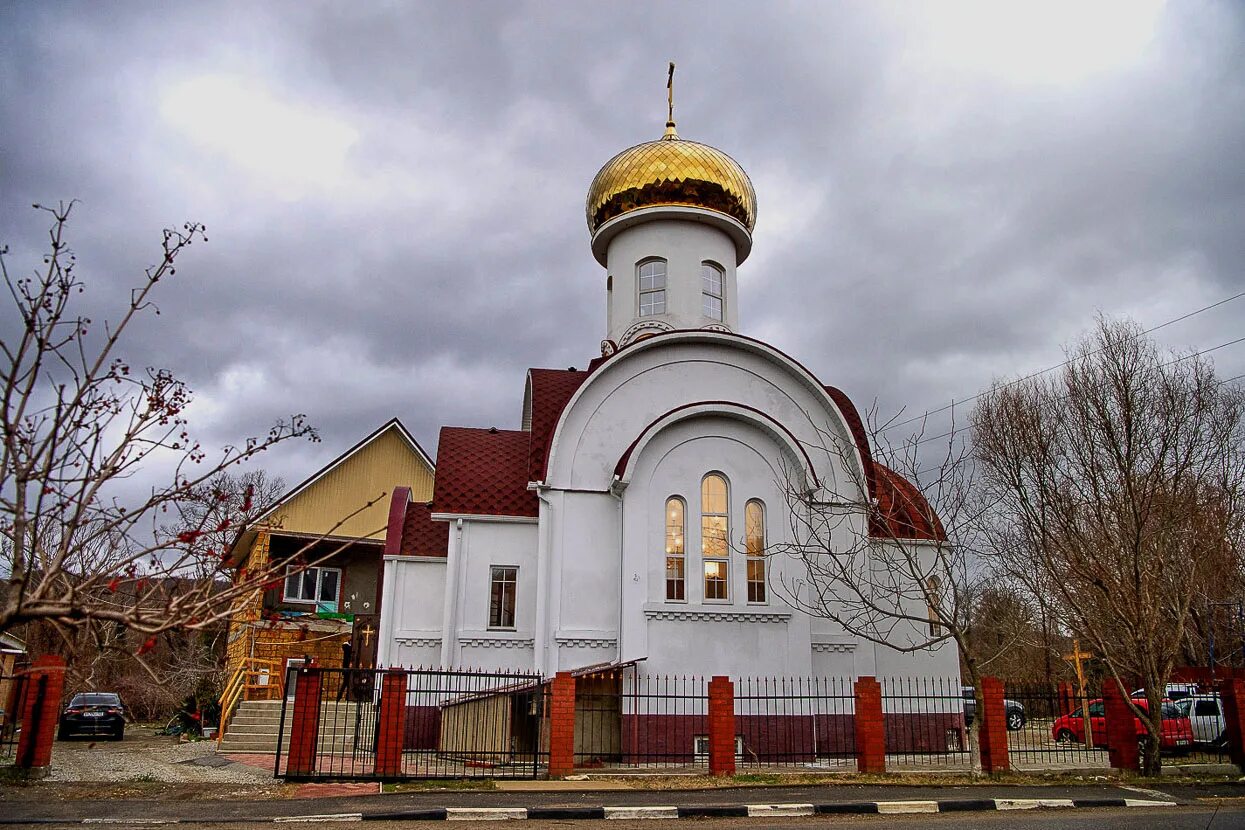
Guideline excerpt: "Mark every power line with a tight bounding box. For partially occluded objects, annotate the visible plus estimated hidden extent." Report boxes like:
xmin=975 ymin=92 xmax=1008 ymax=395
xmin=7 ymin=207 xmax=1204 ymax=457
xmin=880 ymin=289 xmax=1245 ymax=435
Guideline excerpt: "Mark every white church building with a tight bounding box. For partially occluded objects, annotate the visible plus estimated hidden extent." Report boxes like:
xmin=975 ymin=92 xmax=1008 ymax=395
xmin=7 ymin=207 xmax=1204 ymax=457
xmin=375 ymin=105 xmax=957 ymax=687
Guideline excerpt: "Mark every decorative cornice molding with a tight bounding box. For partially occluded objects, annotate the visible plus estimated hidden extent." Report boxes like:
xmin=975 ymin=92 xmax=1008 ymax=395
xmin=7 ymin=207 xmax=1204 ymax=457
xmin=643 ymin=606 xmax=791 ymax=624
xmin=460 ymin=636 xmax=535 ymax=649
xmin=556 ymin=636 xmax=618 ymax=649
xmin=811 ymin=641 xmax=858 ymax=654
xmin=395 ymin=636 xmax=442 ymax=648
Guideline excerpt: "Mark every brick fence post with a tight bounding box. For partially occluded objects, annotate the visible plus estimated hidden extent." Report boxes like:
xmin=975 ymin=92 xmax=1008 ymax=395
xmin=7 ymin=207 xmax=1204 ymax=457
xmin=854 ymin=676 xmax=885 ymax=774
xmin=1057 ymin=682 xmax=1074 ymax=718
xmin=374 ymin=670 xmax=407 ymax=778
xmin=1219 ymin=678 xmax=1245 ymax=770
xmin=14 ymin=655 xmax=66 ymax=777
xmin=707 ymin=676 xmax=735 ymax=777
xmin=978 ymin=677 xmax=1010 ymax=775
xmin=548 ymin=671 xmax=576 ymax=778
xmin=285 ymin=666 xmax=323 ymax=777
xmin=1103 ymin=681 xmax=1139 ymax=772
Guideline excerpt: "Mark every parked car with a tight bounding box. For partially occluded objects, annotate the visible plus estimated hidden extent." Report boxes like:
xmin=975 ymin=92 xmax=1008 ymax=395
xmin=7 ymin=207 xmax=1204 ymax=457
xmin=1130 ymin=683 xmax=1199 ymax=701
xmin=1174 ymin=694 xmax=1227 ymax=749
xmin=58 ymin=692 xmax=126 ymax=740
xmin=962 ymin=686 xmax=1027 ymax=731
xmin=1050 ymin=697 xmax=1193 ymax=754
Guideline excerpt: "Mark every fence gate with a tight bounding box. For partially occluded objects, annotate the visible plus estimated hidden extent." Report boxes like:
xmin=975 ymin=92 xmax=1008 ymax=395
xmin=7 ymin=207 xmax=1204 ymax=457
xmin=274 ymin=667 xmax=548 ymax=781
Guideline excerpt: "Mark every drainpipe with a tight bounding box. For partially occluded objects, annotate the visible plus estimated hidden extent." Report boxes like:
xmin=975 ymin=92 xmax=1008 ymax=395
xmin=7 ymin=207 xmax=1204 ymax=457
xmin=535 ymin=488 xmax=553 ymax=675
xmin=440 ymin=518 xmax=464 ymax=667
xmin=610 ymin=479 xmax=626 ymax=663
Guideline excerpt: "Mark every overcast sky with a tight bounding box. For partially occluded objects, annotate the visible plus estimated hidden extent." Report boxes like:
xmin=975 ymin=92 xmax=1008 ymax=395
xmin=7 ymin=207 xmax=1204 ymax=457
xmin=2 ymin=0 xmax=1243 ymax=490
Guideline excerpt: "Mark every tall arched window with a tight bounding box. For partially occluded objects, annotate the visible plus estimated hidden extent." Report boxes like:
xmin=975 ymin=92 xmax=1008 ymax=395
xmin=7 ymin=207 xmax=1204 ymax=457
xmin=701 ymin=474 xmax=729 ymax=601
xmin=926 ymin=575 xmax=943 ymax=637
xmin=745 ymin=499 xmax=766 ymax=603
xmin=665 ymin=497 xmax=686 ymax=601
xmin=638 ymin=259 xmax=667 ymax=316
xmin=701 ymin=262 xmax=723 ymax=321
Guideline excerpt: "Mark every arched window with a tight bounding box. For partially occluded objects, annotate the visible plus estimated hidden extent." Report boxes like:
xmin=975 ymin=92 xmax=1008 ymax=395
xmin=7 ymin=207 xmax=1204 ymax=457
xmin=701 ymin=474 xmax=729 ymax=601
xmin=638 ymin=259 xmax=667 ymax=316
xmin=665 ymin=497 xmax=686 ymax=601
xmin=745 ymin=499 xmax=766 ymax=603
xmin=701 ymin=262 xmax=723 ymax=321
xmin=926 ymin=575 xmax=943 ymax=637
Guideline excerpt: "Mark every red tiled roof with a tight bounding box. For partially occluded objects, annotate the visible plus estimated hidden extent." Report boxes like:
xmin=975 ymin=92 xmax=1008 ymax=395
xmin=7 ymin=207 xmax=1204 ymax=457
xmin=433 ymin=427 xmax=537 ymax=518
xmin=401 ymin=501 xmax=449 ymax=556
xmin=823 ymin=385 xmax=878 ymax=506
xmin=527 ymin=368 xmax=590 ymax=482
xmin=871 ymin=463 xmax=947 ymax=541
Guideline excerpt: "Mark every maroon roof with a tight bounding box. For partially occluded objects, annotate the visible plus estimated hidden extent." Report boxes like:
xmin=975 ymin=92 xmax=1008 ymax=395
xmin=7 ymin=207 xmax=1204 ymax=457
xmin=871 ymin=463 xmax=946 ymax=541
xmin=433 ymin=427 xmax=537 ymax=518
xmin=382 ymin=488 xmax=449 ymax=557
xmin=527 ymin=368 xmax=590 ymax=482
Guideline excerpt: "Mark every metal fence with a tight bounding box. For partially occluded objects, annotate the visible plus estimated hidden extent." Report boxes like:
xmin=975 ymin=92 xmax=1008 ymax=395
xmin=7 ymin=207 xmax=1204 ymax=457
xmin=616 ymin=671 xmax=709 ymax=771
xmin=1001 ymin=682 xmax=1109 ymax=770
xmin=881 ymin=677 xmax=970 ymax=770
xmin=734 ymin=675 xmax=856 ymax=771
xmin=275 ymin=666 xmax=548 ymax=781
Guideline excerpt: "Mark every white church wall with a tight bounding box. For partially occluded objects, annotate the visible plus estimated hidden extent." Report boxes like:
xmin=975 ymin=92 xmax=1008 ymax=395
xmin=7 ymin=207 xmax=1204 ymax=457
xmin=379 ymin=556 xmax=446 ymax=668
xmin=545 ymin=490 xmax=621 ymax=672
xmin=546 ymin=335 xmax=863 ymax=499
xmin=604 ymin=220 xmax=739 ymax=343
xmin=453 ymin=518 xmax=539 ymax=671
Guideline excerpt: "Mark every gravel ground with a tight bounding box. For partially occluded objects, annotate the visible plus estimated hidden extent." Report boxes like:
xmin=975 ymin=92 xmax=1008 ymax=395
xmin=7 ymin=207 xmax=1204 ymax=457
xmin=46 ymin=725 xmax=274 ymax=784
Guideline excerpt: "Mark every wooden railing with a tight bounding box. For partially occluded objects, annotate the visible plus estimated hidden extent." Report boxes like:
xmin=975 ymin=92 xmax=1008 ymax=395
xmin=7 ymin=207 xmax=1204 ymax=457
xmin=217 ymin=657 xmax=285 ymax=744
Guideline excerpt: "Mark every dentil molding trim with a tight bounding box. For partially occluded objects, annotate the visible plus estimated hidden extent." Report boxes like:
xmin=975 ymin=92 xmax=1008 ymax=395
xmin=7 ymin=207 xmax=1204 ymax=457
xmin=460 ymin=634 xmax=535 ymax=649
xmin=643 ymin=605 xmax=791 ymax=624
xmin=556 ymin=636 xmax=619 ymax=649
xmin=395 ymin=636 xmax=442 ymax=648
xmin=811 ymin=641 xmax=858 ymax=654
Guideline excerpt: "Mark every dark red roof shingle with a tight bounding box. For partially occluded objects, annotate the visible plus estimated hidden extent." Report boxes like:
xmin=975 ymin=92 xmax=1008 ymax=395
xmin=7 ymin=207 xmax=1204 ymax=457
xmin=871 ymin=463 xmax=946 ymax=541
xmin=400 ymin=501 xmax=449 ymax=556
xmin=527 ymin=368 xmax=590 ymax=482
xmin=433 ymin=427 xmax=537 ymax=517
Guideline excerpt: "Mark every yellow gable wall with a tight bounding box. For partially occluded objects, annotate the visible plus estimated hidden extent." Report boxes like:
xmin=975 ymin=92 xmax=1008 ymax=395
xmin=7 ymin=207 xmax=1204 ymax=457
xmin=263 ymin=427 xmax=434 ymax=541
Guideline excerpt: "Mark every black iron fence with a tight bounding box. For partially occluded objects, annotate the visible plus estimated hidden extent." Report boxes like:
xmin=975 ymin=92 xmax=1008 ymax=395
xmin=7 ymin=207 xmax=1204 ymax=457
xmin=734 ymin=675 xmax=856 ymax=771
xmin=880 ymin=677 xmax=969 ymax=770
xmin=616 ymin=671 xmax=709 ymax=771
xmin=275 ymin=666 xmax=548 ymax=781
xmin=1001 ymin=682 xmax=1109 ymax=769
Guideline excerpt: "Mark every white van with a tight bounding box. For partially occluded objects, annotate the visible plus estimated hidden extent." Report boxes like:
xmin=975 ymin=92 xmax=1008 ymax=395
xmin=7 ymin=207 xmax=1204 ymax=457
xmin=1175 ymin=694 xmax=1226 ymax=748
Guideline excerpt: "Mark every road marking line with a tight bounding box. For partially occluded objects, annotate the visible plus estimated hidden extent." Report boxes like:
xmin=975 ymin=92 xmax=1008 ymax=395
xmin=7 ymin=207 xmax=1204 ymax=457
xmin=994 ymin=799 xmax=1075 ymax=810
xmin=876 ymin=801 xmax=939 ymax=814
xmin=445 ymin=808 xmax=528 ymax=821
xmin=83 ymin=821 xmax=180 ymax=826
xmin=1124 ymin=799 xmax=1176 ymax=808
xmin=746 ymin=804 xmax=815 ymax=817
xmin=603 ymin=806 xmax=679 ymax=820
xmin=274 ymin=815 xmax=363 ymax=823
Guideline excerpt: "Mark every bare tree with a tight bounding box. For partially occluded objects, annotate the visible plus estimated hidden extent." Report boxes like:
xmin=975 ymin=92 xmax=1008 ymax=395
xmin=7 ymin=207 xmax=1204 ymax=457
xmin=767 ymin=402 xmax=1005 ymax=773
xmin=0 ymin=202 xmax=371 ymax=646
xmin=973 ymin=317 xmax=1245 ymax=774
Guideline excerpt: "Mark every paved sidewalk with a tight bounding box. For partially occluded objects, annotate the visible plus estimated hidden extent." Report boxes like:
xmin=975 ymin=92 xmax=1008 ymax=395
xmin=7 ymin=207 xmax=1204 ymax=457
xmin=3 ymin=781 xmax=1238 ymax=824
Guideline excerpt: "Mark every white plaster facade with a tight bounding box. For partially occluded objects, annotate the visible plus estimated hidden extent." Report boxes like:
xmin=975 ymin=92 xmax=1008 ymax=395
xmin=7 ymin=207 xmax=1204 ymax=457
xmin=377 ymin=130 xmax=960 ymax=685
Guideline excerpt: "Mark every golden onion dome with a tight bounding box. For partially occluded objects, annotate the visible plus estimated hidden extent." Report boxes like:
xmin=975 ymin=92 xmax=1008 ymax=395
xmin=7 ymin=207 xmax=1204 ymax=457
xmin=585 ymin=123 xmax=757 ymax=235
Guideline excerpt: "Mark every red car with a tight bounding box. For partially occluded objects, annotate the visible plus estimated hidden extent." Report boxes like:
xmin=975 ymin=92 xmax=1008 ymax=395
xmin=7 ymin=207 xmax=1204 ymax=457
xmin=1051 ymin=698 xmax=1193 ymax=753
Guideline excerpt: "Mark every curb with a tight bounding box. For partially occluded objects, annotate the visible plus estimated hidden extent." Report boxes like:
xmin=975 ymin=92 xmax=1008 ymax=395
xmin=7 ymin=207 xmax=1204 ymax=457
xmin=12 ymin=797 xmax=1180 ymax=823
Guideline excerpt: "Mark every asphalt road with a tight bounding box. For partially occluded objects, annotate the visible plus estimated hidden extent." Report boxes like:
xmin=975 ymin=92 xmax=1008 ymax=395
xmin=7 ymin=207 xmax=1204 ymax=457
xmin=17 ymin=804 xmax=1245 ymax=829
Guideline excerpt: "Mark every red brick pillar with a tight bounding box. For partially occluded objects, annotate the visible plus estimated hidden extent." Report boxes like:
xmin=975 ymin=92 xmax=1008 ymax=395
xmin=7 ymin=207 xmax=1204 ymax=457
xmin=548 ymin=671 xmax=576 ymax=778
xmin=285 ymin=666 xmax=323 ymax=777
xmin=1057 ymin=682 xmax=1074 ymax=717
xmin=374 ymin=670 xmax=407 ymax=778
xmin=1103 ymin=681 xmax=1139 ymax=772
xmin=14 ymin=655 xmax=66 ymax=775
xmin=977 ymin=677 xmax=1010 ymax=775
xmin=1219 ymin=678 xmax=1245 ymax=770
xmin=707 ymin=676 xmax=736 ymax=777
xmin=854 ymin=676 xmax=886 ymax=774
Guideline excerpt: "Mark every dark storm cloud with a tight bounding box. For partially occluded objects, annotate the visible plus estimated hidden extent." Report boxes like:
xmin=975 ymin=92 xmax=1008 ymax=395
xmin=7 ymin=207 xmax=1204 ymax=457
xmin=2 ymin=0 xmax=1243 ymax=486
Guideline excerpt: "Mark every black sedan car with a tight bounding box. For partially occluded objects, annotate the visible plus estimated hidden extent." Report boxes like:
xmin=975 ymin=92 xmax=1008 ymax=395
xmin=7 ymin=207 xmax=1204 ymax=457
xmin=58 ymin=692 xmax=126 ymax=740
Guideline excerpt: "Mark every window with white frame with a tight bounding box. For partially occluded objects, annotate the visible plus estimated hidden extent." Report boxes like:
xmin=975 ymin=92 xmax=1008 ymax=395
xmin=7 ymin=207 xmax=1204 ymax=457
xmin=638 ymin=259 xmax=667 ymax=316
xmin=701 ymin=473 xmax=729 ymax=601
xmin=283 ymin=565 xmax=341 ymax=607
xmin=745 ymin=499 xmax=767 ymax=603
xmin=489 ymin=566 xmax=518 ymax=629
xmin=665 ymin=497 xmax=686 ymax=601
xmin=701 ymin=262 xmax=724 ymax=320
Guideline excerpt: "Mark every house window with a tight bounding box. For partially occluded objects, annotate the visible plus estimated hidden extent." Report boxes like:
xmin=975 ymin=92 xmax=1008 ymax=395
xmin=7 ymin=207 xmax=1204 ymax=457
xmin=745 ymin=499 xmax=766 ymax=603
xmin=489 ymin=566 xmax=518 ymax=629
xmin=702 ymin=474 xmax=729 ymax=601
xmin=283 ymin=565 xmax=341 ymax=609
xmin=665 ymin=497 xmax=686 ymax=601
xmin=701 ymin=262 xmax=723 ymax=321
xmin=638 ymin=259 xmax=667 ymax=316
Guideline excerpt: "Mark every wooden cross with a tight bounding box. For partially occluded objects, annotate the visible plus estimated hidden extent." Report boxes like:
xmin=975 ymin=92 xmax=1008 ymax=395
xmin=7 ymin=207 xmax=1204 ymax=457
xmin=360 ymin=624 xmax=375 ymax=647
xmin=1063 ymin=638 xmax=1095 ymax=749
